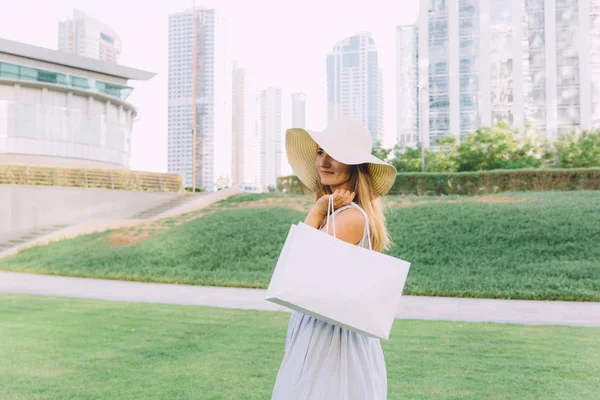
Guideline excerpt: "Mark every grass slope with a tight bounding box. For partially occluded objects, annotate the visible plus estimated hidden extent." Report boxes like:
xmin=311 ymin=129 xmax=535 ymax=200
xmin=1 ymin=191 xmax=599 ymax=300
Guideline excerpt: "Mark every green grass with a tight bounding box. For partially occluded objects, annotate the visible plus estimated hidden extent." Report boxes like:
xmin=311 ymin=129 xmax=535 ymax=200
xmin=215 ymin=192 xmax=281 ymax=205
xmin=391 ymin=191 xmax=600 ymax=301
xmin=1 ymin=191 xmax=599 ymax=300
xmin=1 ymin=294 xmax=598 ymax=400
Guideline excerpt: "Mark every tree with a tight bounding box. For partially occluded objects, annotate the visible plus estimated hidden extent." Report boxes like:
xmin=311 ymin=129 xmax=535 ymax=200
xmin=555 ymin=131 xmax=600 ymax=168
xmin=426 ymin=135 xmax=458 ymax=172
xmin=454 ymin=124 xmax=546 ymax=171
xmin=372 ymin=141 xmax=393 ymax=162
xmin=389 ymin=145 xmax=423 ymax=172
xmin=371 ymin=124 xmax=598 ymax=174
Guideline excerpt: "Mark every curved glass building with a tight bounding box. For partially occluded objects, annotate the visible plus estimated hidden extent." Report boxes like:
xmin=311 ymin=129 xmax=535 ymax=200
xmin=0 ymin=38 xmax=155 ymax=168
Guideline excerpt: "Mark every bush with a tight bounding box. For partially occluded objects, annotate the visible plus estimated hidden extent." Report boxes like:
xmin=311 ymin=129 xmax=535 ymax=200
xmin=390 ymin=168 xmax=600 ymax=195
xmin=185 ymin=187 xmax=205 ymax=193
xmin=555 ymin=131 xmax=600 ymax=168
xmin=277 ymin=175 xmax=309 ymax=194
xmin=391 ymin=124 xmax=553 ymax=173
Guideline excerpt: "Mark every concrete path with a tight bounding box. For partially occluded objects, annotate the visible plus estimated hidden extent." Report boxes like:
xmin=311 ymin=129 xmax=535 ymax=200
xmin=1 ymin=271 xmax=599 ymax=328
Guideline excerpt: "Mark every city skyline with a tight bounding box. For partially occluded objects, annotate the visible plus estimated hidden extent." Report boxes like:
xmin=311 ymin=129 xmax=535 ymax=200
xmin=0 ymin=0 xmax=415 ymax=176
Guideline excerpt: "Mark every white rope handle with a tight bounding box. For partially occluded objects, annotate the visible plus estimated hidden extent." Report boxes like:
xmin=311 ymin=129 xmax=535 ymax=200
xmin=324 ymin=196 xmax=372 ymax=250
xmin=325 ymin=195 xmax=336 ymax=238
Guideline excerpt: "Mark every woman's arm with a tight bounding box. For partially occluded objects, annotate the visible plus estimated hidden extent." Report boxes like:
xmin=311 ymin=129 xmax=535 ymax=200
xmin=304 ymin=203 xmax=328 ymax=230
xmin=303 ymin=190 xmax=364 ymax=245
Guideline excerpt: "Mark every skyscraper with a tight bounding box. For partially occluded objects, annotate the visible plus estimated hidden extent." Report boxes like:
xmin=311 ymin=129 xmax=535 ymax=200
xmin=58 ymin=9 xmax=121 ymax=63
xmin=260 ymin=87 xmax=282 ymax=190
xmin=415 ymin=0 xmax=600 ymax=146
xmin=232 ymin=64 xmax=260 ymax=187
xmin=168 ymin=8 xmax=231 ymax=191
xmin=396 ymin=25 xmax=420 ymax=147
xmin=291 ymin=92 xmax=307 ymax=129
xmin=327 ymin=33 xmax=384 ymax=145
xmin=525 ymin=0 xmax=600 ymax=138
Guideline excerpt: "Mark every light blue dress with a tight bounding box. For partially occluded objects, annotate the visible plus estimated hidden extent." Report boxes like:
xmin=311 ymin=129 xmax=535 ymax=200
xmin=272 ymin=204 xmax=387 ymax=400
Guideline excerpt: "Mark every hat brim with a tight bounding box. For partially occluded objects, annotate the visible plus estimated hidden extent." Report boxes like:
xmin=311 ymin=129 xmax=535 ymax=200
xmin=285 ymin=128 xmax=397 ymax=196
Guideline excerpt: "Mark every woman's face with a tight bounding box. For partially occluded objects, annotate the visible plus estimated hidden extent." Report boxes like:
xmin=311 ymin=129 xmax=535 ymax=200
xmin=315 ymin=147 xmax=352 ymax=188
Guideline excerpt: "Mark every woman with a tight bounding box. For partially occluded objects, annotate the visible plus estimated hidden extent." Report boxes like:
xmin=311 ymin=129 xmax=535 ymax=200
xmin=272 ymin=119 xmax=398 ymax=400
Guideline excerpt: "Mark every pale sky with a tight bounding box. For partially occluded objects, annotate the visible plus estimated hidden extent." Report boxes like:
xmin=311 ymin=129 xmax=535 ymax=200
xmin=0 ymin=0 xmax=419 ymax=174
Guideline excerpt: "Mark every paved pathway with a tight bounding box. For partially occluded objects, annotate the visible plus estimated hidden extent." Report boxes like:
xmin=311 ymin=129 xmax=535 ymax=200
xmin=1 ymin=271 xmax=599 ymax=327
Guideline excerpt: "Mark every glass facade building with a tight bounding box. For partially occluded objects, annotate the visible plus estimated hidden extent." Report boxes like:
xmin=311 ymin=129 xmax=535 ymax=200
xmin=58 ymin=9 xmax=121 ymax=64
xmin=168 ymin=8 xmax=230 ymax=190
xmin=427 ymin=0 xmax=453 ymax=145
xmin=327 ymin=33 xmax=384 ymax=146
xmin=396 ymin=25 xmax=420 ymax=147
xmin=0 ymin=38 xmax=153 ymax=169
xmin=0 ymin=62 xmax=133 ymax=100
xmin=415 ymin=0 xmax=600 ymax=145
xmin=260 ymin=87 xmax=282 ymax=191
xmin=291 ymin=92 xmax=306 ymax=129
xmin=232 ymin=64 xmax=260 ymax=188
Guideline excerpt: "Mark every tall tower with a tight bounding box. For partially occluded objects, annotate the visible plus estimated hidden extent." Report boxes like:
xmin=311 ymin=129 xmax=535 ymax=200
xmin=168 ymin=8 xmax=231 ymax=191
xmin=259 ymin=87 xmax=282 ymax=191
xmin=232 ymin=64 xmax=260 ymax=187
xmin=291 ymin=92 xmax=307 ymax=129
xmin=396 ymin=24 xmax=419 ymax=147
xmin=327 ymin=33 xmax=384 ymax=145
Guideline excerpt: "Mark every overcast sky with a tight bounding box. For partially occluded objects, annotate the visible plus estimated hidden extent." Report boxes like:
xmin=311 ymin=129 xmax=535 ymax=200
xmin=0 ymin=0 xmax=419 ymax=174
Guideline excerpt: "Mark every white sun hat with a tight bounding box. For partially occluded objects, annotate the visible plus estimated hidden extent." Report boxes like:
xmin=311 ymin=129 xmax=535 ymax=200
xmin=285 ymin=119 xmax=397 ymax=196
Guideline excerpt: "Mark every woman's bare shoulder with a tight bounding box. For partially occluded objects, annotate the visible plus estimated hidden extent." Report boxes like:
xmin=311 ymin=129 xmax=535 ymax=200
xmin=325 ymin=208 xmax=365 ymax=244
xmin=336 ymin=207 xmax=365 ymax=224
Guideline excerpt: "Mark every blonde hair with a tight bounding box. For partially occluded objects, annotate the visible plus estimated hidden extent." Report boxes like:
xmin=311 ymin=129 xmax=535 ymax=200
xmin=315 ymin=164 xmax=392 ymax=252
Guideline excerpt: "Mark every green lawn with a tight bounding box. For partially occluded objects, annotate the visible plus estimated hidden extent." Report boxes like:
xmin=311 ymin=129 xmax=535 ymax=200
xmin=1 ymin=191 xmax=599 ymax=300
xmin=1 ymin=294 xmax=598 ymax=400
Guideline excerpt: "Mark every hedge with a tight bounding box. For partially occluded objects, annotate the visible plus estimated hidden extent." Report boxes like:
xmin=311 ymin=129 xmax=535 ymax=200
xmin=393 ymin=168 xmax=600 ymax=195
xmin=0 ymin=164 xmax=184 ymax=193
xmin=277 ymin=168 xmax=600 ymax=196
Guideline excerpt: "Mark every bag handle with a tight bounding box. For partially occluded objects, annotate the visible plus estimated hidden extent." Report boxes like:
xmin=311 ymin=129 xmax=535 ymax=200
xmin=325 ymin=196 xmax=372 ymax=250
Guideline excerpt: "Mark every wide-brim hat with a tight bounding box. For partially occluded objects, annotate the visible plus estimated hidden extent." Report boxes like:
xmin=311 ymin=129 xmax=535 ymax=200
xmin=285 ymin=119 xmax=397 ymax=196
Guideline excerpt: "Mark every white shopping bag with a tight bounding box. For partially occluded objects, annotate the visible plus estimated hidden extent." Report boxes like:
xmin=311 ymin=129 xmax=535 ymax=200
xmin=265 ymin=198 xmax=411 ymax=340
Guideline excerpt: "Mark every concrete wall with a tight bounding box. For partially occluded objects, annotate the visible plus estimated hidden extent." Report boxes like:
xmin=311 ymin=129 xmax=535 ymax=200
xmin=0 ymin=154 xmax=125 ymax=169
xmin=0 ymin=185 xmax=181 ymax=241
xmin=0 ymin=186 xmax=242 ymax=259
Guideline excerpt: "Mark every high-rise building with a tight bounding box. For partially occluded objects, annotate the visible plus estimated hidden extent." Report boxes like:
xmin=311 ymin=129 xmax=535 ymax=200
xmin=232 ymin=64 xmax=260 ymax=187
xmin=525 ymin=0 xmax=600 ymax=138
xmin=396 ymin=25 xmax=420 ymax=147
xmin=168 ymin=8 xmax=231 ymax=191
xmin=326 ymin=33 xmax=384 ymax=145
xmin=260 ymin=87 xmax=282 ymax=190
xmin=291 ymin=92 xmax=307 ymax=129
xmin=415 ymin=0 xmax=600 ymax=146
xmin=58 ymin=9 xmax=121 ymax=63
